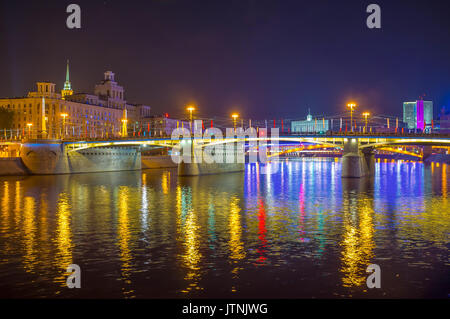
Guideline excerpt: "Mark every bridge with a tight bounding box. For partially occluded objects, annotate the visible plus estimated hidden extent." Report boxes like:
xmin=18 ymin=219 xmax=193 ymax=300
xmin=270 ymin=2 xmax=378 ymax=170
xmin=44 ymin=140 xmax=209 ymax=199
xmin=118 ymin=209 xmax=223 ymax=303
xmin=1 ymin=132 xmax=449 ymax=177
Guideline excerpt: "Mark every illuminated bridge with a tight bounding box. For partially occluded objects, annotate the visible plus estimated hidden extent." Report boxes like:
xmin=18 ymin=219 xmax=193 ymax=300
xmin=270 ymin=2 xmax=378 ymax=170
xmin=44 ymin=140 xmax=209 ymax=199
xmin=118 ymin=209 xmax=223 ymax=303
xmin=1 ymin=133 xmax=449 ymax=177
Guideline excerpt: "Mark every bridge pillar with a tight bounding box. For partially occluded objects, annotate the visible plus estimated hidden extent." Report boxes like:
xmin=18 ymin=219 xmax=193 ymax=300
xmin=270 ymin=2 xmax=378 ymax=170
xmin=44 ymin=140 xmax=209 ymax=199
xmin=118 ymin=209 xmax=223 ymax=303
xmin=363 ymin=148 xmax=375 ymax=176
xmin=177 ymin=144 xmax=201 ymax=176
xmin=177 ymin=141 xmax=245 ymax=176
xmin=422 ymin=145 xmax=433 ymax=161
xmin=177 ymin=140 xmax=201 ymax=176
xmin=341 ymin=138 xmax=371 ymax=178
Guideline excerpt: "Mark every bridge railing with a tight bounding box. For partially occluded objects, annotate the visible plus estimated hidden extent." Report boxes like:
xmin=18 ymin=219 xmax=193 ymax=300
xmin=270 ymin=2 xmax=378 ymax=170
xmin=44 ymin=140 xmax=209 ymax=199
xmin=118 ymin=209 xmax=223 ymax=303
xmin=321 ymin=131 xmax=450 ymax=138
xmin=2 ymin=127 xmax=450 ymax=144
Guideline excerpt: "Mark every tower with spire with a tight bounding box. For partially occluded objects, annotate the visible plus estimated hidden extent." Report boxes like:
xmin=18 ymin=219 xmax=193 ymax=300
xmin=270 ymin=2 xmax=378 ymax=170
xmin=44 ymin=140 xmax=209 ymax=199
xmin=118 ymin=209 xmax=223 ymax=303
xmin=306 ymin=108 xmax=312 ymax=121
xmin=61 ymin=60 xmax=73 ymax=99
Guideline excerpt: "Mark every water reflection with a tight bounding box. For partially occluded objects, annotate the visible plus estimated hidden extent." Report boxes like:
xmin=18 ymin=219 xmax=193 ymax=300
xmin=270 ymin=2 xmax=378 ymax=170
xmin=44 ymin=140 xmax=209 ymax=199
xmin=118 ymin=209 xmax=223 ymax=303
xmin=117 ymin=186 xmax=134 ymax=297
xmin=23 ymin=196 xmax=37 ymax=274
xmin=256 ymin=199 xmax=268 ymax=265
xmin=54 ymin=193 xmax=72 ymax=285
xmin=177 ymin=185 xmax=203 ymax=294
xmin=229 ymin=197 xmax=245 ymax=293
xmin=0 ymin=182 xmax=10 ymax=262
xmin=340 ymin=183 xmax=375 ymax=287
xmin=0 ymin=159 xmax=448 ymax=298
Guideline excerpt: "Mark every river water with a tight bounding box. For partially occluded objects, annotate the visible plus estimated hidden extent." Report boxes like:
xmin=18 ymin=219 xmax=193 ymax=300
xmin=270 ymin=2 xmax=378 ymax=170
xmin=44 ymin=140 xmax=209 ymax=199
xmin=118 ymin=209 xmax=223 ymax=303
xmin=0 ymin=158 xmax=448 ymax=298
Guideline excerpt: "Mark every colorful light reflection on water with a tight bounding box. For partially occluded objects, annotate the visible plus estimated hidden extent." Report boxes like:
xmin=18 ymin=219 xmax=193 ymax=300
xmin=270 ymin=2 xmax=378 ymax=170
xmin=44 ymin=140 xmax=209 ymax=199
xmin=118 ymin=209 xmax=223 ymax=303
xmin=0 ymin=159 xmax=448 ymax=298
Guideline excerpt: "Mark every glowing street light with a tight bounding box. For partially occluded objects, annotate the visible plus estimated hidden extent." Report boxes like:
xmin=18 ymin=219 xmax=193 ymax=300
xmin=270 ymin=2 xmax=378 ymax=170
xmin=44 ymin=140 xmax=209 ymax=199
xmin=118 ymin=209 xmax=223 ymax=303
xmin=60 ymin=113 xmax=68 ymax=139
xmin=121 ymin=119 xmax=128 ymax=137
xmin=121 ymin=109 xmax=128 ymax=137
xmin=362 ymin=112 xmax=370 ymax=133
xmin=186 ymin=105 xmax=195 ymax=133
xmin=231 ymin=113 xmax=239 ymax=130
xmin=347 ymin=103 xmax=357 ymax=132
xmin=186 ymin=105 xmax=195 ymax=121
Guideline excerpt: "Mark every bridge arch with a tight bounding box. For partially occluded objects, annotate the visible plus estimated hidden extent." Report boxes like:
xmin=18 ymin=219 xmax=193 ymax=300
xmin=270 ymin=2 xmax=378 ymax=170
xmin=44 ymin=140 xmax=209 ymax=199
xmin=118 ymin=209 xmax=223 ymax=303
xmin=64 ymin=139 xmax=178 ymax=152
xmin=359 ymin=138 xmax=450 ymax=150
xmin=196 ymin=136 xmax=342 ymax=149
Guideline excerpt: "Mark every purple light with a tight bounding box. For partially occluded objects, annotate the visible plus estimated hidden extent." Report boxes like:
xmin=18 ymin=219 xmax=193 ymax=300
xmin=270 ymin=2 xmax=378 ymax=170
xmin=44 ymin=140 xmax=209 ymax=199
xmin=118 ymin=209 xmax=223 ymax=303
xmin=416 ymin=100 xmax=424 ymax=130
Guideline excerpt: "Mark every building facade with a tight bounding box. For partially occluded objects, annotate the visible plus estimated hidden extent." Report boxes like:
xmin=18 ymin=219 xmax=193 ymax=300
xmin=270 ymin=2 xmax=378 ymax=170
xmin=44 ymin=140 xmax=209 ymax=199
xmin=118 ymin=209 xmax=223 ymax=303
xmin=403 ymin=100 xmax=433 ymax=130
xmin=438 ymin=107 xmax=450 ymax=133
xmin=291 ymin=112 xmax=329 ymax=133
xmin=140 ymin=115 xmax=189 ymax=137
xmin=0 ymin=63 xmax=151 ymax=139
xmin=67 ymin=70 xmax=151 ymax=123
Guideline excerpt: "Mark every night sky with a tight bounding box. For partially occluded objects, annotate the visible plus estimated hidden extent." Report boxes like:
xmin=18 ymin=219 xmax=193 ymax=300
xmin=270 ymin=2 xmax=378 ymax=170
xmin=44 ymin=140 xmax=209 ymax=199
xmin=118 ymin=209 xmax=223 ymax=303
xmin=1 ymin=0 xmax=450 ymax=120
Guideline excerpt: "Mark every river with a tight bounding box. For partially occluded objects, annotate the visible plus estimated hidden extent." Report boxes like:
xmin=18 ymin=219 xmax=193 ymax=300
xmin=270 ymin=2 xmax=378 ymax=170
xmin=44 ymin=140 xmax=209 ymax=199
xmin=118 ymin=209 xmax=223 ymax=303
xmin=0 ymin=158 xmax=448 ymax=298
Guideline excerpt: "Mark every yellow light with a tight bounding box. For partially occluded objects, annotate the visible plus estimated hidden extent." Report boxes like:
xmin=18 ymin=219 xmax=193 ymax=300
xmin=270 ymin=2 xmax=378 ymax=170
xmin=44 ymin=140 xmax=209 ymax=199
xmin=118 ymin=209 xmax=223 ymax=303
xmin=362 ymin=112 xmax=370 ymax=133
xmin=60 ymin=113 xmax=68 ymax=118
xmin=186 ymin=106 xmax=195 ymax=112
xmin=26 ymin=123 xmax=33 ymax=127
xmin=231 ymin=113 xmax=239 ymax=130
xmin=56 ymin=193 xmax=73 ymax=261
xmin=347 ymin=103 xmax=357 ymax=132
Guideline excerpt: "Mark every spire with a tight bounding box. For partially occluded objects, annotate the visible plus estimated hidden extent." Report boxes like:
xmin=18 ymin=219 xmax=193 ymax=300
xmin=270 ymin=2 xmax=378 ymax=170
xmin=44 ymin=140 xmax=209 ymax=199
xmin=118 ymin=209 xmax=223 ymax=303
xmin=61 ymin=59 xmax=73 ymax=99
xmin=63 ymin=60 xmax=71 ymax=90
xmin=66 ymin=59 xmax=70 ymax=82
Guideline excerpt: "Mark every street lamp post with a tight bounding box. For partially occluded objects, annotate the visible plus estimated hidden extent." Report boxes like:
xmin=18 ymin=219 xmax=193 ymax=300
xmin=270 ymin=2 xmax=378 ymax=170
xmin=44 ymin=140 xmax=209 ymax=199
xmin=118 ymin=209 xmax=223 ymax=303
xmin=347 ymin=103 xmax=356 ymax=132
xmin=231 ymin=113 xmax=239 ymax=131
xmin=186 ymin=105 xmax=196 ymax=159
xmin=362 ymin=112 xmax=370 ymax=133
xmin=186 ymin=106 xmax=195 ymax=134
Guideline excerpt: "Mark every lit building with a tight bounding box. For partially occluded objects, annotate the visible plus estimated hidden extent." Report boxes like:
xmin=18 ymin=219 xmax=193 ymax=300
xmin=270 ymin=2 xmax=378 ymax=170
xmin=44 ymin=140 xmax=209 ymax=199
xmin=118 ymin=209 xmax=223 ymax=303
xmin=403 ymin=100 xmax=433 ymax=130
xmin=61 ymin=60 xmax=73 ymax=99
xmin=68 ymin=70 xmax=151 ymax=123
xmin=438 ymin=107 xmax=450 ymax=133
xmin=291 ymin=110 xmax=329 ymax=133
xmin=140 ymin=114 xmax=189 ymax=137
xmin=0 ymin=82 xmax=124 ymax=138
xmin=94 ymin=71 xmax=126 ymax=109
xmin=0 ymin=63 xmax=151 ymax=138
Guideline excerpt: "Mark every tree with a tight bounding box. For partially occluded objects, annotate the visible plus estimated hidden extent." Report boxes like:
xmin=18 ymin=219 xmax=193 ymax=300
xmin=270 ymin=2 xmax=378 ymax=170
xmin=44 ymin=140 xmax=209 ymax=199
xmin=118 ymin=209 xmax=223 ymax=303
xmin=0 ymin=108 xmax=14 ymax=129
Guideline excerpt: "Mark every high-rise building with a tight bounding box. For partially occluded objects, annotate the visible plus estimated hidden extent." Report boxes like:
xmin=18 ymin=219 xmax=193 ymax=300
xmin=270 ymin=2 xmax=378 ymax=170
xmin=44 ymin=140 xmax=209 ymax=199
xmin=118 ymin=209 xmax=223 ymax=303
xmin=403 ymin=100 xmax=433 ymax=130
xmin=438 ymin=107 xmax=450 ymax=133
